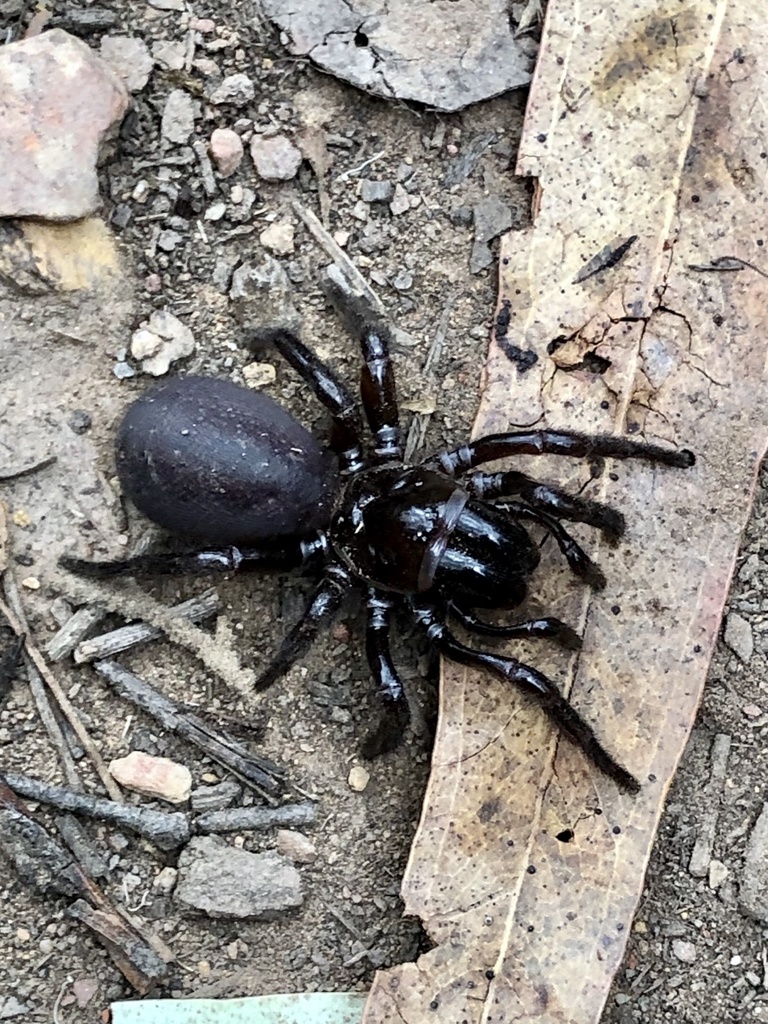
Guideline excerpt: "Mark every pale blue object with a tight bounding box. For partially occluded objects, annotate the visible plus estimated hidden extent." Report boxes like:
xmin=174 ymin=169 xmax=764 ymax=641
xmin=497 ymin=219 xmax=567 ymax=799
xmin=111 ymin=992 xmax=366 ymax=1024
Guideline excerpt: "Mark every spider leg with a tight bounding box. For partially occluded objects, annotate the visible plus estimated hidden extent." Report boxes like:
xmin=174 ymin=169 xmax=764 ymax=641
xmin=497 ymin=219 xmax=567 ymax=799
xmin=412 ymin=601 xmax=639 ymax=793
xmin=253 ymin=564 xmax=350 ymax=692
xmin=60 ymin=535 xmax=329 ymax=580
xmin=466 ymin=470 xmax=625 ymax=545
xmin=434 ymin=429 xmax=695 ymax=476
xmin=250 ymin=327 xmax=365 ymax=473
xmin=324 ymin=278 xmax=402 ymax=464
xmin=450 ymin=604 xmax=582 ymax=650
xmin=493 ymin=501 xmax=607 ymax=590
xmin=360 ymin=590 xmax=411 ymax=758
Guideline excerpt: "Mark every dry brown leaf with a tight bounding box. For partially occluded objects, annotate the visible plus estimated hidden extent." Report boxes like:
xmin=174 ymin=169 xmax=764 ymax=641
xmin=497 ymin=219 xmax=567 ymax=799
xmin=364 ymin=1 xmax=768 ymax=1022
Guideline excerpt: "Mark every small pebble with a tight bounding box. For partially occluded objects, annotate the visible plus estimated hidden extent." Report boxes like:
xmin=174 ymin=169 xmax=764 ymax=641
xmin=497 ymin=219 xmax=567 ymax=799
xmin=109 ymin=751 xmax=192 ymax=804
xmin=389 ymin=184 xmax=410 ymax=216
xmin=21 ymin=576 xmax=40 ymax=590
xmin=209 ymin=127 xmax=244 ymax=177
xmin=724 ymin=611 xmax=754 ymax=662
xmin=708 ymin=859 xmax=729 ymax=889
xmin=360 ymin=179 xmax=394 ymax=203
xmin=243 ymin=362 xmax=277 ymax=388
xmin=276 ymin=829 xmax=318 ymax=864
xmin=259 ymin=219 xmax=295 ymax=255
xmin=250 ymin=134 xmax=303 ymax=181
xmin=209 ymin=73 xmax=254 ymax=106
xmin=348 ymin=765 xmax=370 ymax=792
xmin=672 ymin=939 xmax=697 ymax=963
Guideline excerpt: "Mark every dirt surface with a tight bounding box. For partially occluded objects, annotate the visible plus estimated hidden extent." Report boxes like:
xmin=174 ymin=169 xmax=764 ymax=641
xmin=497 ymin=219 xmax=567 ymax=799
xmin=0 ymin=5 xmax=766 ymax=1024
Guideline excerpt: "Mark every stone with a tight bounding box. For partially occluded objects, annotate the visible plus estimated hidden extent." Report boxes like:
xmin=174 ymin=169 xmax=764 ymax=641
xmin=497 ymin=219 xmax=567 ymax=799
xmin=175 ymin=838 xmax=303 ymax=919
xmin=360 ymin=179 xmax=394 ymax=203
xmin=0 ymin=29 xmax=129 ymax=220
xmin=259 ymin=219 xmax=295 ymax=255
xmin=260 ymin=0 xmax=532 ymax=112
xmin=230 ymin=254 xmax=298 ymax=330
xmin=109 ymin=751 xmax=192 ymax=804
xmin=724 ymin=611 xmax=753 ymax=662
xmin=348 ymin=765 xmax=370 ymax=792
xmin=130 ymin=309 xmax=195 ymax=375
xmin=209 ymin=127 xmax=244 ymax=177
xmin=208 ymin=73 xmax=255 ymax=106
xmin=250 ymin=134 xmax=303 ymax=181
xmin=152 ymin=39 xmax=186 ymax=71
xmin=671 ymin=939 xmax=697 ymax=963
xmin=276 ymin=829 xmax=318 ymax=864
xmin=161 ymin=89 xmax=199 ymax=145
xmin=100 ymin=35 xmax=154 ymax=92
xmin=739 ymin=803 xmax=768 ymax=923
xmin=470 ymin=195 xmax=514 ymax=273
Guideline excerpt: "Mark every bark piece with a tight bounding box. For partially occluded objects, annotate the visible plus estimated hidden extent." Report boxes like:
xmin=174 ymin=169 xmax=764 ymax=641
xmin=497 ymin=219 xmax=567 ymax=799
xmin=364 ymin=2 xmax=768 ymax=1023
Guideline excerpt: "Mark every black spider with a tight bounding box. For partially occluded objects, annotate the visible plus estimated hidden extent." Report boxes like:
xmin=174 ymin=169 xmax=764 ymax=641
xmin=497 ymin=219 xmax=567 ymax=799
xmin=62 ymin=283 xmax=695 ymax=793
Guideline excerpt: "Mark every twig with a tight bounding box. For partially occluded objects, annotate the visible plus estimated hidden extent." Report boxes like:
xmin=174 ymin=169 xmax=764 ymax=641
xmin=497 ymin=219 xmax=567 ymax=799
xmin=47 ymin=604 xmax=107 ymax=662
xmin=292 ymin=199 xmax=381 ymax=310
xmin=94 ymin=659 xmax=286 ymax=796
xmin=195 ymin=801 xmax=317 ymax=834
xmin=74 ymin=589 xmax=220 ymax=663
xmin=3 ymin=771 xmax=190 ymax=850
xmin=404 ymin=294 xmax=455 ymax=463
xmin=0 ymin=454 xmax=57 ymax=482
xmin=0 ymin=590 xmax=122 ymax=802
xmin=1 ymin=579 xmax=83 ymax=791
xmin=688 ymin=733 xmax=732 ymax=877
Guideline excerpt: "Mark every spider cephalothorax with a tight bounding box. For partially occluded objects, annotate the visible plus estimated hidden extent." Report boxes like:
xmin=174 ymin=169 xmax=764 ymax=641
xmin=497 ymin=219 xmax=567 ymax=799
xmin=63 ymin=283 xmax=695 ymax=792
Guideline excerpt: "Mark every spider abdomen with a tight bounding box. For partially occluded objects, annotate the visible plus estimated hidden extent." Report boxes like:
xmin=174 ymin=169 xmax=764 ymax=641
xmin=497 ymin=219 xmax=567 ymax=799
xmin=116 ymin=375 xmax=339 ymax=544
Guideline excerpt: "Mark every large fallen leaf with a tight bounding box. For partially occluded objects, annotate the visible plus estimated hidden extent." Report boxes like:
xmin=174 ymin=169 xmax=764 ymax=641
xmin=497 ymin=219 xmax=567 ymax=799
xmin=364 ymin=0 xmax=768 ymax=1022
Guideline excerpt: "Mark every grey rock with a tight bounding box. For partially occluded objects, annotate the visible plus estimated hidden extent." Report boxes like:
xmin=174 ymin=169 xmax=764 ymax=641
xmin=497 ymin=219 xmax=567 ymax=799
xmin=470 ymin=196 xmax=513 ymax=273
xmin=161 ymin=89 xmax=199 ymax=145
xmin=360 ymin=179 xmax=394 ymax=203
xmin=175 ymin=837 xmax=303 ymax=919
xmin=209 ymin=73 xmax=255 ymax=106
xmin=724 ymin=611 xmax=753 ymax=662
xmin=261 ymin=0 xmax=532 ymax=112
xmin=230 ymin=254 xmax=298 ymax=330
xmin=739 ymin=803 xmax=768 ymax=923
xmin=250 ymin=134 xmax=303 ymax=181
xmin=0 ymin=29 xmax=129 ymax=221
xmin=100 ymin=35 xmax=154 ymax=93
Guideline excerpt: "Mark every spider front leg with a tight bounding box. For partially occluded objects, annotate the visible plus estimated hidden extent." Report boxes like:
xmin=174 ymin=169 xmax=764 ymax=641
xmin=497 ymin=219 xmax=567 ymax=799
xmin=412 ymin=601 xmax=639 ymax=793
xmin=360 ymin=590 xmax=411 ymax=758
xmin=324 ymin=279 xmax=403 ymax=464
xmin=250 ymin=327 xmax=366 ymax=473
xmin=466 ymin=470 xmax=625 ymax=545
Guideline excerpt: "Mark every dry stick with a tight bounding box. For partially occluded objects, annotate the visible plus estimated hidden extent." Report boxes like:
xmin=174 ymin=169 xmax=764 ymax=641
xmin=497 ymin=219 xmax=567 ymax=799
xmin=63 ymin=575 xmax=257 ymax=701
xmin=195 ymin=801 xmax=317 ymax=834
xmin=688 ymin=733 xmax=732 ymax=878
xmin=1 ymin=577 xmax=83 ymax=792
xmin=3 ymin=771 xmax=190 ymax=850
xmin=94 ymin=659 xmax=286 ymax=798
xmin=74 ymin=589 xmax=220 ymax=663
xmin=47 ymin=604 xmax=107 ymax=662
xmin=0 ymin=592 xmax=123 ymax=802
xmin=292 ymin=200 xmax=382 ymax=311
xmin=404 ymin=294 xmax=455 ymax=463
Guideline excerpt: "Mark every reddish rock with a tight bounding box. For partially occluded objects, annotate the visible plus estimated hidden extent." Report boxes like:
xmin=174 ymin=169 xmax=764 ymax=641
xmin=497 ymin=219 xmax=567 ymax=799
xmin=109 ymin=751 xmax=192 ymax=804
xmin=0 ymin=29 xmax=129 ymax=220
xmin=209 ymin=127 xmax=244 ymax=177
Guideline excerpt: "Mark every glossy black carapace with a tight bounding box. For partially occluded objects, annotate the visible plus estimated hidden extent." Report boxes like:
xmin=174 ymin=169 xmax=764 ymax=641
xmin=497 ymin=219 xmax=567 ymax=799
xmin=63 ymin=285 xmax=695 ymax=791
